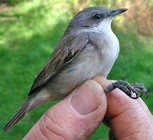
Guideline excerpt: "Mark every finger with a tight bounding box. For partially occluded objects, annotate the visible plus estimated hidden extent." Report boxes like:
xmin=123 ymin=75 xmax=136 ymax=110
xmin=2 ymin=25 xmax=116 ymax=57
xmin=24 ymin=80 xmax=107 ymax=140
xmin=94 ymin=76 xmax=153 ymax=139
xmin=136 ymin=98 xmax=153 ymax=122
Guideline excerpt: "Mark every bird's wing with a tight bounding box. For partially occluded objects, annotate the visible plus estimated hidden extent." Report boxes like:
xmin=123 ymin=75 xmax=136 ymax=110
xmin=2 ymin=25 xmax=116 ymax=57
xmin=28 ymin=33 xmax=89 ymax=95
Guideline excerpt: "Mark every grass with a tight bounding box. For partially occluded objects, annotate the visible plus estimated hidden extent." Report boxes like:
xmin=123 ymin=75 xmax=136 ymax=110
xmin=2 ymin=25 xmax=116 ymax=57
xmin=0 ymin=1 xmax=153 ymax=140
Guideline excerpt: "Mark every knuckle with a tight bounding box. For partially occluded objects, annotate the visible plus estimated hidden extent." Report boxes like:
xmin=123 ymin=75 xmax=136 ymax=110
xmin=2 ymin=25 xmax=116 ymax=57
xmin=38 ymin=113 xmax=65 ymax=140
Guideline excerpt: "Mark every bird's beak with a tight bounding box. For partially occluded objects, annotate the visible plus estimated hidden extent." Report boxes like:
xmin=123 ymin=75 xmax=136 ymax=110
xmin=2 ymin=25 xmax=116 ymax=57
xmin=110 ymin=8 xmax=128 ymax=17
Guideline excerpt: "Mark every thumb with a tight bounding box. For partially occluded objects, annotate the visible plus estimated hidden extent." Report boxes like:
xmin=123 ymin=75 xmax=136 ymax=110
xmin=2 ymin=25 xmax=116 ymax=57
xmin=24 ymin=80 xmax=107 ymax=140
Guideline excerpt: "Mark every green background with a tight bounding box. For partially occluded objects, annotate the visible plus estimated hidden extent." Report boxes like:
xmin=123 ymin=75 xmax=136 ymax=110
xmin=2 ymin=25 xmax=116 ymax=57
xmin=0 ymin=0 xmax=153 ymax=139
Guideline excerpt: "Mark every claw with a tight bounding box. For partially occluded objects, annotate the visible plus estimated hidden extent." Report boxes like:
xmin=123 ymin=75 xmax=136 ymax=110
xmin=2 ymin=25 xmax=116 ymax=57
xmin=130 ymin=95 xmax=139 ymax=99
xmin=131 ymin=83 xmax=150 ymax=99
xmin=104 ymin=80 xmax=150 ymax=100
xmin=143 ymin=87 xmax=150 ymax=100
xmin=139 ymin=92 xmax=143 ymax=97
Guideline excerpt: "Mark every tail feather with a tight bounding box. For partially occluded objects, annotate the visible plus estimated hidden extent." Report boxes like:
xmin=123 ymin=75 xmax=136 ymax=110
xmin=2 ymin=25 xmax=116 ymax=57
xmin=3 ymin=90 xmax=51 ymax=132
xmin=3 ymin=101 xmax=31 ymax=132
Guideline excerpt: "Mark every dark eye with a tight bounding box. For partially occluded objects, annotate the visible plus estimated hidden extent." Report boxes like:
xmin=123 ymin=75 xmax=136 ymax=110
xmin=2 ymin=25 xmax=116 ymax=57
xmin=92 ymin=13 xmax=102 ymax=21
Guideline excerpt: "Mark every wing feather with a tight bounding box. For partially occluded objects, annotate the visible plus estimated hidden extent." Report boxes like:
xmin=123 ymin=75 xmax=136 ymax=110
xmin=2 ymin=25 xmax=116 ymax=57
xmin=28 ymin=33 xmax=89 ymax=95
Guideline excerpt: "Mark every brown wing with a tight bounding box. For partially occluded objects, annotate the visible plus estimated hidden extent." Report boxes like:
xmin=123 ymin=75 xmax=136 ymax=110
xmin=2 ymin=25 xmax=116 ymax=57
xmin=28 ymin=33 xmax=89 ymax=95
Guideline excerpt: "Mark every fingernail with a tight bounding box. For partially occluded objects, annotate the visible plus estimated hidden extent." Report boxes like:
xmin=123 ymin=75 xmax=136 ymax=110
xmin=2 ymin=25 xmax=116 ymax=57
xmin=70 ymin=81 xmax=102 ymax=115
xmin=94 ymin=76 xmax=110 ymax=89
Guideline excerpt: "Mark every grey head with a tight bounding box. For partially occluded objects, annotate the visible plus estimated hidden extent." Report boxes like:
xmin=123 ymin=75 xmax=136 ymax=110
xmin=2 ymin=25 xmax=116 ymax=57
xmin=64 ymin=6 xmax=127 ymax=35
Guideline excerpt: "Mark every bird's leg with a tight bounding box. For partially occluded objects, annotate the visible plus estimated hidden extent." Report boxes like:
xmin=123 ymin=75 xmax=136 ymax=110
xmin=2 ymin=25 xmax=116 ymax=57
xmin=104 ymin=80 xmax=150 ymax=99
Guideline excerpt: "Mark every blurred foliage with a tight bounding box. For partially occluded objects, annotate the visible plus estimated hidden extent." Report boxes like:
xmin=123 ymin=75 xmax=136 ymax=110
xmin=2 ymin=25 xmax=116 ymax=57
xmin=0 ymin=0 xmax=153 ymax=140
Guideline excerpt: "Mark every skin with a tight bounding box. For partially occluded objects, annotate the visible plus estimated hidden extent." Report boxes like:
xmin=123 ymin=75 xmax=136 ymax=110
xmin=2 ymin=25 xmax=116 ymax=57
xmin=24 ymin=76 xmax=153 ymax=140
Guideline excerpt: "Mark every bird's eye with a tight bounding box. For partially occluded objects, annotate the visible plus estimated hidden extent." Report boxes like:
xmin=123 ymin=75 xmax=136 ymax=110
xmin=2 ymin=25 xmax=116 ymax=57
xmin=92 ymin=14 xmax=102 ymax=21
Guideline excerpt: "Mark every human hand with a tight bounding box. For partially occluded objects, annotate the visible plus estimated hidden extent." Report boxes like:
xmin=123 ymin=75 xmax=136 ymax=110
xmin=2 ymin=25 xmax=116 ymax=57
xmin=94 ymin=76 xmax=153 ymax=140
xmin=24 ymin=78 xmax=107 ymax=140
xmin=24 ymin=76 xmax=153 ymax=140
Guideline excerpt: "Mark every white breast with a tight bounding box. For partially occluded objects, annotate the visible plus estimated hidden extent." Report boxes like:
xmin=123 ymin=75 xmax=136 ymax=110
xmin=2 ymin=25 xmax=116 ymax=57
xmin=100 ymin=31 xmax=119 ymax=76
xmin=97 ymin=18 xmax=120 ymax=76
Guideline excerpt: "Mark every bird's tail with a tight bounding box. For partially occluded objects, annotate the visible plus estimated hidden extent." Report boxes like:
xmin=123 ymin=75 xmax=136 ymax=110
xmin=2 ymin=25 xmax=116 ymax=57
xmin=3 ymin=99 xmax=33 ymax=132
xmin=3 ymin=90 xmax=51 ymax=132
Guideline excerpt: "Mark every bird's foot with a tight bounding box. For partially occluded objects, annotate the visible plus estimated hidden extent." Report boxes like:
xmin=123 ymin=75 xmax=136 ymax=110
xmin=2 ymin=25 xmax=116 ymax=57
xmin=104 ymin=80 xmax=150 ymax=99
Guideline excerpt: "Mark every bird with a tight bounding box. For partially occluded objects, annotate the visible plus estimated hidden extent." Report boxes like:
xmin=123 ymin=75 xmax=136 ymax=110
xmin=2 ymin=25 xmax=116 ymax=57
xmin=3 ymin=6 xmax=148 ymax=132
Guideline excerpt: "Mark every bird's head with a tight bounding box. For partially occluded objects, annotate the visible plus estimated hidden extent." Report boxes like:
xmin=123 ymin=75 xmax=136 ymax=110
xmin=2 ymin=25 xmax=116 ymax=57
xmin=65 ymin=6 xmax=127 ymax=34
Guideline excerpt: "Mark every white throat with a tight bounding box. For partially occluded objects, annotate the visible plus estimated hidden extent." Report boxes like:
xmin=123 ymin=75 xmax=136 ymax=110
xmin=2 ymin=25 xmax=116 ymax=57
xmin=98 ymin=18 xmax=119 ymax=52
xmin=97 ymin=18 xmax=113 ymax=33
